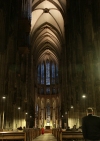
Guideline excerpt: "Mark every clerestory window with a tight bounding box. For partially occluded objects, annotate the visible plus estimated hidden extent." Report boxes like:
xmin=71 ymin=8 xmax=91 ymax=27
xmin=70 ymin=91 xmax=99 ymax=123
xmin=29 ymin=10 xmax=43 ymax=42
xmin=37 ymin=60 xmax=59 ymax=95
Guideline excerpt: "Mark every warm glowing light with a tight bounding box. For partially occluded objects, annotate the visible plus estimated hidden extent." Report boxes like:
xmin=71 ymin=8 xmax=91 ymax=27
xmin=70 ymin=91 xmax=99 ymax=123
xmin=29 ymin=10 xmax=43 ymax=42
xmin=82 ymin=95 xmax=86 ymax=98
xmin=71 ymin=105 xmax=73 ymax=108
xmin=18 ymin=107 xmax=21 ymax=110
xmin=2 ymin=96 xmax=6 ymax=99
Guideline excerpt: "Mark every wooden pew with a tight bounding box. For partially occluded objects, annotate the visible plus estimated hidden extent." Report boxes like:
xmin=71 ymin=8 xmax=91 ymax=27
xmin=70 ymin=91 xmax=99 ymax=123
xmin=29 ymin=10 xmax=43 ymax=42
xmin=52 ymin=129 xmax=84 ymax=141
xmin=0 ymin=131 xmax=26 ymax=141
xmin=0 ymin=128 xmax=41 ymax=141
xmin=24 ymin=128 xmax=41 ymax=141
xmin=61 ymin=131 xmax=83 ymax=141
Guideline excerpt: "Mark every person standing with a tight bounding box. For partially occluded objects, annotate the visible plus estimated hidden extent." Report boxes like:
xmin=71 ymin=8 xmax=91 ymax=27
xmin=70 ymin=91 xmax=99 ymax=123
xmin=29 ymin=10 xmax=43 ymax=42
xmin=82 ymin=107 xmax=100 ymax=141
xmin=41 ymin=127 xmax=44 ymax=134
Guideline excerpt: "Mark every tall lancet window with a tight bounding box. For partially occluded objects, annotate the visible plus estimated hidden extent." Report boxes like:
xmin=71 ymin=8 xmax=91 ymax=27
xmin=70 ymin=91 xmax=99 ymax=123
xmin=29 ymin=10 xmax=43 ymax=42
xmin=51 ymin=62 xmax=55 ymax=84
xmin=46 ymin=60 xmax=50 ymax=85
xmin=37 ymin=60 xmax=59 ymax=95
xmin=56 ymin=64 xmax=59 ymax=84
xmin=41 ymin=63 xmax=44 ymax=84
xmin=37 ymin=64 xmax=41 ymax=84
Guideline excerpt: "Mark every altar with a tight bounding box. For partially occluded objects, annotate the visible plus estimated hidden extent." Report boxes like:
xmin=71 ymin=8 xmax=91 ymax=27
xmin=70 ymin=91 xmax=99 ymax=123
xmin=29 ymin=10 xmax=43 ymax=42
xmin=45 ymin=126 xmax=51 ymax=129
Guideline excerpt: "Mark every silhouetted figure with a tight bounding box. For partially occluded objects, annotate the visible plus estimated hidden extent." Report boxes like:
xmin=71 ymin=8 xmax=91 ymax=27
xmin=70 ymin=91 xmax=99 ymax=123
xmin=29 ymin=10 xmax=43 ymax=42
xmin=82 ymin=107 xmax=100 ymax=140
xmin=78 ymin=126 xmax=82 ymax=132
xmin=17 ymin=126 xmax=23 ymax=130
xmin=66 ymin=126 xmax=71 ymax=131
xmin=72 ymin=125 xmax=77 ymax=131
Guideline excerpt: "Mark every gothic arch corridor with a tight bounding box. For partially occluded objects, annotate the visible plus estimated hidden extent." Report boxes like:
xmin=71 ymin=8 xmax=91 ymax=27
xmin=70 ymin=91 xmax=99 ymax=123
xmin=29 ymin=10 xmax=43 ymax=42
xmin=0 ymin=0 xmax=100 ymax=130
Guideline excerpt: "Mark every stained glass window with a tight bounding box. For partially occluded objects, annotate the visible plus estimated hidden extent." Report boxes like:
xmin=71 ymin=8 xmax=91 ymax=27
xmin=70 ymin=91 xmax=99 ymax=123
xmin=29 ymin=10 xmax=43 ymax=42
xmin=41 ymin=63 xmax=44 ymax=84
xmin=37 ymin=60 xmax=59 ymax=95
xmin=51 ymin=62 xmax=55 ymax=84
xmin=46 ymin=87 xmax=50 ymax=94
xmin=56 ymin=65 xmax=59 ymax=83
xmin=37 ymin=65 xmax=41 ymax=84
xmin=46 ymin=61 xmax=50 ymax=85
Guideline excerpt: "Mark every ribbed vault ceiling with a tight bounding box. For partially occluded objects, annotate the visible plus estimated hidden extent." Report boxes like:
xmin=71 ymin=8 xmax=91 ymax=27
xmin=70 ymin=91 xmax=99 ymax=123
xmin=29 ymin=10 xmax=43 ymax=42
xmin=31 ymin=0 xmax=66 ymax=64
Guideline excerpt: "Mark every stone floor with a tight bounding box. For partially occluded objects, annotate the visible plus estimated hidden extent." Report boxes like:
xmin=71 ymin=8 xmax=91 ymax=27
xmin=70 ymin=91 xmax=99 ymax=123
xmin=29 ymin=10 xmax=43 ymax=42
xmin=32 ymin=133 xmax=57 ymax=141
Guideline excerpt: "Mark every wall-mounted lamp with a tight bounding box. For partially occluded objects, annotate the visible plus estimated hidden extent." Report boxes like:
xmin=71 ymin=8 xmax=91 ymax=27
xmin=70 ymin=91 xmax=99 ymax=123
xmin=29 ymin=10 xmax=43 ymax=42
xmin=18 ymin=107 xmax=21 ymax=110
xmin=2 ymin=96 xmax=6 ymax=99
xmin=71 ymin=105 xmax=73 ymax=109
xmin=82 ymin=95 xmax=86 ymax=98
